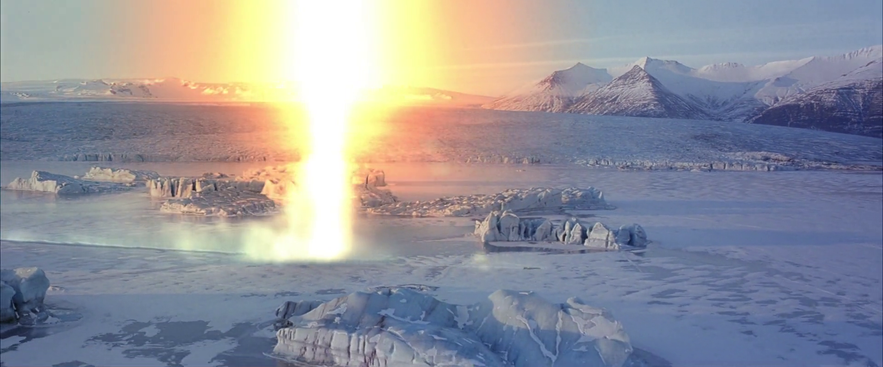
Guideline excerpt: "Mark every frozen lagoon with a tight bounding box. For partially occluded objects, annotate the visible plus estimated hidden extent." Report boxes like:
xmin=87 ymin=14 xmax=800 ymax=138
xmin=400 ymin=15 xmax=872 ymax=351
xmin=1 ymin=160 xmax=881 ymax=366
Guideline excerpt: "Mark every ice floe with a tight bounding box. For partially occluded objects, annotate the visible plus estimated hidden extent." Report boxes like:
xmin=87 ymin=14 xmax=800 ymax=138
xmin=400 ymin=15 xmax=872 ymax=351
xmin=6 ymin=171 xmax=132 ymax=195
xmin=159 ymin=190 xmax=278 ymax=217
xmin=80 ymin=166 xmax=159 ymax=182
xmin=475 ymin=211 xmax=648 ymax=251
xmin=272 ymin=287 xmax=633 ymax=367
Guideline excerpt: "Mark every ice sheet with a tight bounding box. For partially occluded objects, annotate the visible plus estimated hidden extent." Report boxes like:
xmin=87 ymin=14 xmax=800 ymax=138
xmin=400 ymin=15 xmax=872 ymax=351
xmin=1 ymin=162 xmax=881 ymax=366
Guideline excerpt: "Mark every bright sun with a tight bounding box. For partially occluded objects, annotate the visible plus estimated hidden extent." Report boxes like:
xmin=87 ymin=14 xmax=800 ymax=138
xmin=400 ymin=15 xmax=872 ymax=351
xmin=264 ymin=1 xmax=379 ymax=261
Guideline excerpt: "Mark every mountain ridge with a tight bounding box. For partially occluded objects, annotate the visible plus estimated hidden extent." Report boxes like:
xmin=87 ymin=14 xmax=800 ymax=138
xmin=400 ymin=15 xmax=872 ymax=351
xmin=483 ymin=45 xmax=883 ymax=137
xmin=0 ymin=78 xmax=494 ymax=107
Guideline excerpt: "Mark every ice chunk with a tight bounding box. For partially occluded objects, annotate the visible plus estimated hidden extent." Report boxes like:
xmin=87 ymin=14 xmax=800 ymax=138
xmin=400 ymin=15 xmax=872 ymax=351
xmin=160 ymin=189 xmax=277 ymax=217
xmin=0 ymin=267 xmax=50 ymax=316
xmin=565 ymin=221 xmax=588 ymax=245
xmin=499 ymin=211 xmax=522 ymax=241
xmin=82 ymin=166 xmax=159 ymax=182
xmin=6 ymin=171 xmax=128 ymax=195
xmin=475 ymin=211 xmax=502 ymax=242
xmin=533 ymin=219 xmax=555 ymax=241
xmin=627 ymin=224 xmax=648 ymax=248
xmin=273 ymin=288 xmax=633 ymax=367
xmin=147 ymin=177 xmax=265 ymax=199
xmin=616 ymin=225 xmax=633 ymax=247
xmin=474 ymin=212 xmax=646 ymax=252
xmin=585 ymin=222 xmax=618 ymax=250
xmin=353 ymin=168 xmax=387 ymax=188
xmin=0 ymin=281 xmax=15 ymax=323
xmin=357 ymin=185 xmax=398 ymax=208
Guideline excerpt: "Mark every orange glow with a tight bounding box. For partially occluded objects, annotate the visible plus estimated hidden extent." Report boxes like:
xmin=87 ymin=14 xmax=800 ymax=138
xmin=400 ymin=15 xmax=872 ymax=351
xmin=3 ymin=1 xmax=601 ymax=96
xmin=96 ymin=1 xmax=454 ymax=92
xmin=84 ymin=0 xmax=574 ymax=96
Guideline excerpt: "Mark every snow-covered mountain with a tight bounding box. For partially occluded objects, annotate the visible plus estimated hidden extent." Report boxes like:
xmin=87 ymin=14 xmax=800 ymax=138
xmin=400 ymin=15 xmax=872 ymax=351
xmin=484 ymin=46 xmax=883 ymax=136
xmin=753 ymin=46 xmax=883 ymax=105
xmin=481 ymin=63 xmax=611 ymax=112
xmin=0 ymin=78 xmax=492 ymax=107
xmin=567 ymin=66 xmax=710 ymax=119
xmin=750 ymin=58 xmax=883 ymax=137
xmin=0 ymin=78 xmax=293 ymax=103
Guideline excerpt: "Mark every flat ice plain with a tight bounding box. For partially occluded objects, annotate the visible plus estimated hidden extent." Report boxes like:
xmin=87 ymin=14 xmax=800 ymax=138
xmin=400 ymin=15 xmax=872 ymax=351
xmin=1 ymin=102 xmax=881 ymax=367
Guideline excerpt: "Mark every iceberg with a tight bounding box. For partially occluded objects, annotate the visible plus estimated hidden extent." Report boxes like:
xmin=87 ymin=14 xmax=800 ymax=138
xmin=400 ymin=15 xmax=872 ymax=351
xmin=0 ymin=267 xmax=51 ymax=324
xmin=273 ymin=288 xmax=633 ymax=367
xmin=474 ymin=211 xmax=648 ymax=251
xmin=81 ymin=166 xmax=159 ymax=182
xmin=6 ymin=171 xmax=130 ymax=195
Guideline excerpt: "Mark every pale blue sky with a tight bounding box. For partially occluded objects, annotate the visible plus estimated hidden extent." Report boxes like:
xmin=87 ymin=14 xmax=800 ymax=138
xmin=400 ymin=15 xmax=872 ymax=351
xmin=2 ymin=0 xmax=881 ymax=95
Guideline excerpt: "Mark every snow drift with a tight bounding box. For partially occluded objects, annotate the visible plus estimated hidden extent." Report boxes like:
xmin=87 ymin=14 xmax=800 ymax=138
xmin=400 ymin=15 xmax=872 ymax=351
xmin=272 ymin=287 xmax=633 ymax=367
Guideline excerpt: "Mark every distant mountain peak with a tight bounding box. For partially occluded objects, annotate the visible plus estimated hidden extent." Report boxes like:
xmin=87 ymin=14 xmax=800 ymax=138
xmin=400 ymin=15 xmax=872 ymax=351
xmin=566 ymin=63 xmax=710 ymax=119
xmin=482 ymin=62 xmax=613 ymax=112
xmin=569 ymin=62 xmax=590 ymax=69
xmin=700 ymin=62 xmax=746 ymax=71
xmin=627 ymin=57 xmax=694 ymax=76
xmin=844 ymin=45 xmax=883 ymax=59
xmin=624 ymin=64 xmax=647 ymax=75
xmin=632 ymin=57 xmax=653 ymax=69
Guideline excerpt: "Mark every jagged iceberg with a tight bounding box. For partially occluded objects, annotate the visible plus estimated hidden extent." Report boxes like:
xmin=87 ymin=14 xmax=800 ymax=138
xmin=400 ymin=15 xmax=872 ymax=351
xmin=474 ymin=211 xmax=647 ymax=250
xmin=273 ymin=288 xmax=633 ymax=367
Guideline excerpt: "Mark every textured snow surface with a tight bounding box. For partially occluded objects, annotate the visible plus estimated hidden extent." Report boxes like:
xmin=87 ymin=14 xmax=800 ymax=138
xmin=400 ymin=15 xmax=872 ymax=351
xmin=0 ymin=102 xmax=881 ymax=366
xmin=0 ymin=166 xmax=880 ymax=367
xmin=273 ymin=287 xmax=632 ymax=367
xmin=2 ymin=104 xmax=879 ymax=170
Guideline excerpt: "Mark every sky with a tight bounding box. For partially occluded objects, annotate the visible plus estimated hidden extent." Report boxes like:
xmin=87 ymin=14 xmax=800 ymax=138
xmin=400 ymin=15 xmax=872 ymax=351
xmin=1 ymin=0 xmax=882 ymax=96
